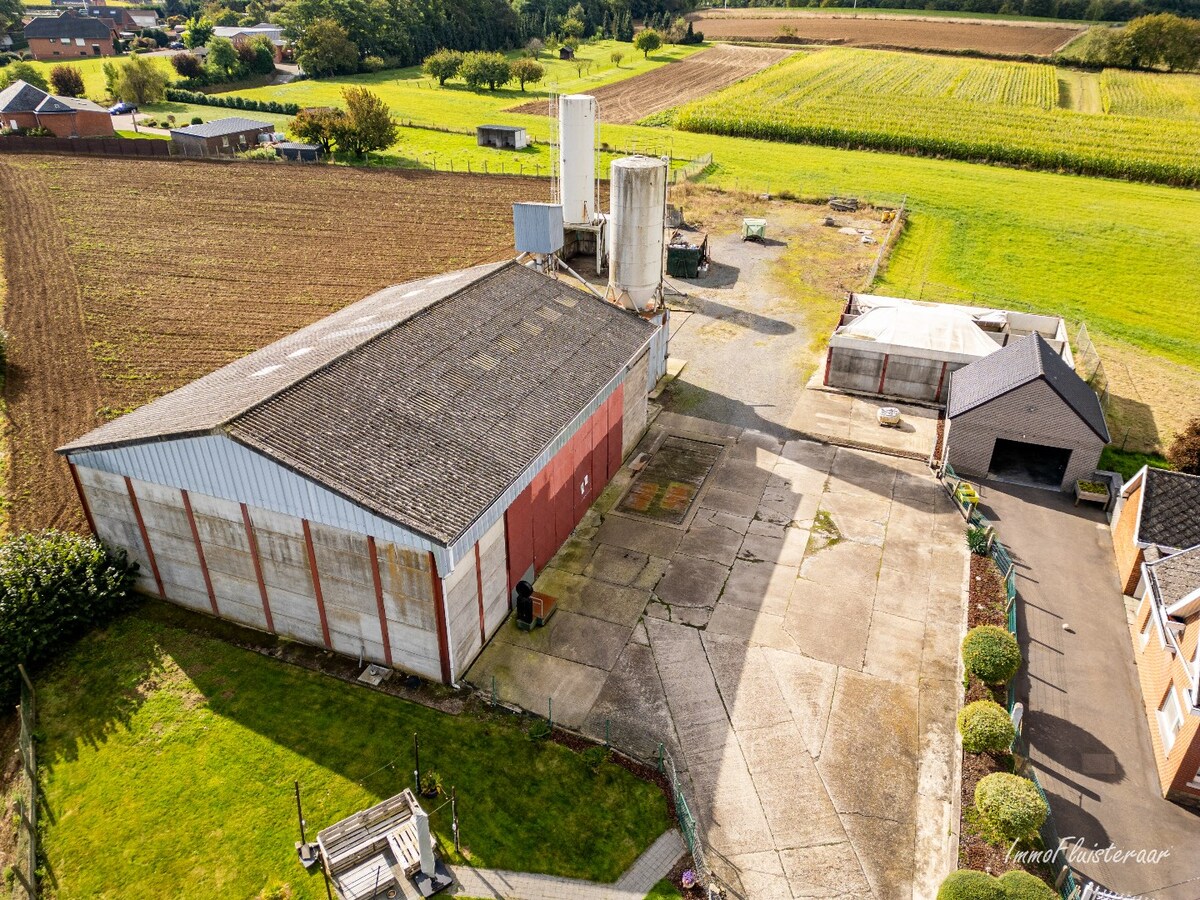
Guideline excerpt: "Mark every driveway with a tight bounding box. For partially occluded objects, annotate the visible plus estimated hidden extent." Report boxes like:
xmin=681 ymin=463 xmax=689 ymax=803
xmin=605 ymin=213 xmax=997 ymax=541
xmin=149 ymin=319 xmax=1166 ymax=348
xmin=978 ymin=483 xmax=1200 ymax=899
xmin=468 ymin=411 xmax=968 ymax=899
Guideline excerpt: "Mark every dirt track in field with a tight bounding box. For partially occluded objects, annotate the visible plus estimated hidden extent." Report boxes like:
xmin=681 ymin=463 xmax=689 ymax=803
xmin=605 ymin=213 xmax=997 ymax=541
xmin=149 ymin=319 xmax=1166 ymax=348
xmin=692 ymin=12 xmax=1083 ymax=56
xmin=509 ymin=45 xmax=793 ymax=123
xmin=0 ymin=157 xmax=545 ymax=532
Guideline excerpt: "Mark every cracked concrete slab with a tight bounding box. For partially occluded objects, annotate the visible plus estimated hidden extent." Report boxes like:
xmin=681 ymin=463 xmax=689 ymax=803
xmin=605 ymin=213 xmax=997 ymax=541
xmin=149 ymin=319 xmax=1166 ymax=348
xmin=721 ymin=559 xmax=798 ymax=617
xmin=677 ymin=515 xmax=745 ymax=567
xmin=655 ymin=555 xmax=730 ymax=608
xmin=584 ymin=544 xmax=650 ymax=585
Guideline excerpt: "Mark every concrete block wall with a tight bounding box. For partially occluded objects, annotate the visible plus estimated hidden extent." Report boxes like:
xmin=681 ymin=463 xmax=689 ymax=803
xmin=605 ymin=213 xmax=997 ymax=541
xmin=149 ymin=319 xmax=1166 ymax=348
xmin=827 ymin=347 xmax=885 ymax=395
xmin=947 ymin=378 xmax=1105 ymax=491
xmin=75 ymin=467 xmax=447 ymax=681
xmin=622 ymin=350 xmax=650 ymax=458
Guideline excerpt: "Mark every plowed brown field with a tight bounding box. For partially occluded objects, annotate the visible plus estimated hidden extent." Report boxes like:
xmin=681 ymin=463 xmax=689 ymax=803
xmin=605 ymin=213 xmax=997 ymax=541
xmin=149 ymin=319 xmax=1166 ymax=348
xmin=509 ymin=44 xmax=793 ymax=123
xmin=0 ymin=157 xmax=544 ymax=532
xmin=692 ymin=12 xmax=1082 ymax=56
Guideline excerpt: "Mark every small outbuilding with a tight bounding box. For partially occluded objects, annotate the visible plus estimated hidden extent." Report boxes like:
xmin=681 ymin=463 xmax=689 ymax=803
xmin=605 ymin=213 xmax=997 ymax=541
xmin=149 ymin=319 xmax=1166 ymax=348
xmin=168 ymin=117 xmax=273 ymax=156
xmin=946 ymin=332 xmax=1109 ymax=491
xmin=475 ymin=124 xmax=528 ymax=150
xmin=274 ymin=141 xmax=321 ymax=162
xmin=559 ymin=46 xmax=575 ymax=60
xmin=57 ymin=262 xmax=660 ymax=684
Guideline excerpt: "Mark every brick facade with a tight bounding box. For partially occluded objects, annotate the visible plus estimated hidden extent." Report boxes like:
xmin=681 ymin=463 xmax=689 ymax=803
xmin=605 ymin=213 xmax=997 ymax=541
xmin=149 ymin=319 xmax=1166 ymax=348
xmin=947 ymin=377 xmax=1105 ymax=491
xmin=1130 ymin=595 xmax=1200 ymax=806
xmin=27 ymin=35 xmax=115 ymax=59
xmin=37 ymin=109 xmax=114 ymax=138
xmin=1113 ymin=481 xmax=1146 ymax=595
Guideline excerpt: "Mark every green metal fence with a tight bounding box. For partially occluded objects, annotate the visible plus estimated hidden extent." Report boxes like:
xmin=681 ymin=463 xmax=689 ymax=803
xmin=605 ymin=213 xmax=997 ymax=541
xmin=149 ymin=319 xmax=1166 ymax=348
xmin=1029 ymin=768 xmax=1082 ymax=900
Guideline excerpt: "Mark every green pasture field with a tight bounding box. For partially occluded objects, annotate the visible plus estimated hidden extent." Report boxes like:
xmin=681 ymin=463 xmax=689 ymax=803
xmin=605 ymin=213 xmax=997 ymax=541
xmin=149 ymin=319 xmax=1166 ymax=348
xmin=212 ymin=45 xmax=1200 ymax=370
xmin=673 ymin=48 xmax=1200 ymax=185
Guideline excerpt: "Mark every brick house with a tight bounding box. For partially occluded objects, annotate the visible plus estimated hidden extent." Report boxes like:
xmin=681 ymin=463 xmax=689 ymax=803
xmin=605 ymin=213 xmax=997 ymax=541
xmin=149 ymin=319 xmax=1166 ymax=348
xmin=212 ymin=23 xmax=286 ymax=62
xmin=168 ymin=117 xmax=273 ymax=156
xmin=24 ymin=10 xmax=118 ymax=59
xmin=945 ymin=332 xmax=1109 ymax=491
xmin=1130 ymin=544 xmax=1200 ymax=807
xmin=0 ymin=79 xmax=114 ymax=138
xmin=1112 ymin=467 xmax=1200 ymax=595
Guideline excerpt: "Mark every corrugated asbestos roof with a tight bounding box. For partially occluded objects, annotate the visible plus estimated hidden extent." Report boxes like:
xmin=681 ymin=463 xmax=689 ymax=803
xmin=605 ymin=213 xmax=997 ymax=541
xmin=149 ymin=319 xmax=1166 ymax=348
xmin=947 ymin=332 xmax=1110 ymax=442
xmin=1139 ymin=468 xmax=1200 ymax=552
xmin=60 ymin=262 xmax=656 ymax=544
xmin=169 ymin=117 xmax=273 ymax=139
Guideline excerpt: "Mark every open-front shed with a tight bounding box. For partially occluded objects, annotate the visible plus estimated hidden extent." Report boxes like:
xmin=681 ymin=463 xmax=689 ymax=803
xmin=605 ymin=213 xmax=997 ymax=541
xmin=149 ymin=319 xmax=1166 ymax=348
xmin=58 ymin=262 xmax=659 ymax=683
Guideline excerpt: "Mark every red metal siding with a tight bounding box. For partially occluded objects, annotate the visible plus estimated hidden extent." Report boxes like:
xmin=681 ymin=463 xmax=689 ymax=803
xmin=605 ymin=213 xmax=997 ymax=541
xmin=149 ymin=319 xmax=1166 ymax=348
xmin=606 ymin=385 xmax=625 ymax=480
xmin=504 ymin=390 xmax=625 ymax=590
xmin=505 ymin=484 xmax=534 ymax=595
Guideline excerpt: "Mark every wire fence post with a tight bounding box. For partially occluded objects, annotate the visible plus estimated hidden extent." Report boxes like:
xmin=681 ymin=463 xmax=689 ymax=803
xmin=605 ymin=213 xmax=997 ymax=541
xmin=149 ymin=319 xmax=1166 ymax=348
xmin=15 ymin=667 xmax=38 ymax=899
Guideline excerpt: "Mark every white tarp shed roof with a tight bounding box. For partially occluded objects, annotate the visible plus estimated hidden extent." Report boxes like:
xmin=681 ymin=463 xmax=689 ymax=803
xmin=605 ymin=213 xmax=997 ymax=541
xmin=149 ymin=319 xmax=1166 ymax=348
xmin=830 ymin=304 xmax=1001 ymax=365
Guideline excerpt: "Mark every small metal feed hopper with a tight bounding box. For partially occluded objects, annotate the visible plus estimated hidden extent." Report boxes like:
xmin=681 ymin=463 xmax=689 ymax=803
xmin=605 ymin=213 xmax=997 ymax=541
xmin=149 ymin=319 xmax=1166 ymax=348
xmin=741 ymin=218 xmax=767 ymax=241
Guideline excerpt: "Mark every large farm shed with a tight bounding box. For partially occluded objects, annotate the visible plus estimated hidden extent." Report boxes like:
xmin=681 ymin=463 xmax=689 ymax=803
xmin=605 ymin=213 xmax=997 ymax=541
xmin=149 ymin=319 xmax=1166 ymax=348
xmin=58 ymin=262 xmax=659 ymax=683
xmin=946 ymin=333 xmax=1109 ymax=491
xmin=825 ymin=293 xmax=1072 ymax=403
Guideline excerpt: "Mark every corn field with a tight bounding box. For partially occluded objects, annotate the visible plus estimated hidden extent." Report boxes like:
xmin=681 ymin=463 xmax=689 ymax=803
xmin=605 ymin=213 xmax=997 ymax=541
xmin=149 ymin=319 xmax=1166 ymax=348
xmin=1100 ymin=69 xmax=1200 ymax=120
xmin=674 ymin=49 xmax=1200 ymax=187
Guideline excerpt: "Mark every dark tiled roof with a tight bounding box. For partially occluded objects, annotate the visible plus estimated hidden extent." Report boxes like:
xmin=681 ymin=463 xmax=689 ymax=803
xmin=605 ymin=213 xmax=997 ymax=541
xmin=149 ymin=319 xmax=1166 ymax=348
xmin=1147 ymin=545 xmax=1200 ymax=612
xmin=40 ymin=95 xmax=107 ymax=113
xmin=169 ymin=117 xmax=273 ymax=139
xmin=60 ymin=263 xmax=656 ymax=545
xmin=947 ymin=332 xmax=1109 ymax=441
xmin=0 ymin=80 xmax=48 ymax=113
xmin=1138 ymin=468 xmax=1200 ymax=551
xmin=24 ymin=13 xmax=115 ymax=38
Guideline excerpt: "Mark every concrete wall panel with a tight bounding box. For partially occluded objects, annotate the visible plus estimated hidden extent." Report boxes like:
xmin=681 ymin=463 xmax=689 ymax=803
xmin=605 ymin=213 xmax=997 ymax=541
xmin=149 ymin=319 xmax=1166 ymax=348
xmin=78 ymin=468 xmax=157 ymax=596
xmin=622 ymin=350 xmax=650 ymax=457
xmin=479 ymin=518 xmax=509 ymax=637
xmin=444 ymin=550 xmax=481 ymax=681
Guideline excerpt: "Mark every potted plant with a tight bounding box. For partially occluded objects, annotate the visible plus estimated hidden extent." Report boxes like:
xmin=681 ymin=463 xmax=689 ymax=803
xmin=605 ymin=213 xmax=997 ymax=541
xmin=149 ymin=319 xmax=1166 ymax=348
xmin=1075 ymin=478 xmax=1109 ymax=506
xmin=419 ymin=770 xmax=443 ymax=798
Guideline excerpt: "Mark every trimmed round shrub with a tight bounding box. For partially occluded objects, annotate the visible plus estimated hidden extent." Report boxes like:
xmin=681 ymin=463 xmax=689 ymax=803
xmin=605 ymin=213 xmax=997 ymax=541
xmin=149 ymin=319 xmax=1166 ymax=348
xmin=998 ymin=870 xmax=1057 ymax=900
xmin=962 ymin=625 xmax=1022 ymax=685
xmin=957 ymin=700 xmax=1016 ymax=754
xmin=975 ymin=773 xmax=1048 ymax=842
xmin=937 ymin=869 xmax=1005 ymax=900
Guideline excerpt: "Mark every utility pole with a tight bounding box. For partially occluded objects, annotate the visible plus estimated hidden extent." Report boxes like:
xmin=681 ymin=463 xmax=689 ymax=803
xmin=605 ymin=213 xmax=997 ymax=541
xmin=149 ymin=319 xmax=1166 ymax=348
xmin=294 ymin=781 xmax=307 ymax=845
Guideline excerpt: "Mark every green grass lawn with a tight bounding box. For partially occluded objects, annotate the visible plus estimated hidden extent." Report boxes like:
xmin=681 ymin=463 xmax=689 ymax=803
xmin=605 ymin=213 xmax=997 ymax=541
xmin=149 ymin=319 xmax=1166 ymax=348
xmin=1099 ymin=446 xmax=1172 ymax=480
xmin=37 ymin=611 xmax=669 ymax=898
xmin=22 ymin=54 xmax=176 ymax=104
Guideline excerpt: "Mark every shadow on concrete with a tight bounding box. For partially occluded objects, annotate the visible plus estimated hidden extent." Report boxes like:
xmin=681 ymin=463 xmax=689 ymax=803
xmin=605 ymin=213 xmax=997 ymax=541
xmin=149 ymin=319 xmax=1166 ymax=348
xmin=1037 ymin=781 xmax=1112 ymax=852
xmin=1027 ymin=711 xmax=1127 ymax=784
xmin=682 ymin=260 xmax=740 ymax=290
xmin=675 ymin=295 xmax=794 ymax=336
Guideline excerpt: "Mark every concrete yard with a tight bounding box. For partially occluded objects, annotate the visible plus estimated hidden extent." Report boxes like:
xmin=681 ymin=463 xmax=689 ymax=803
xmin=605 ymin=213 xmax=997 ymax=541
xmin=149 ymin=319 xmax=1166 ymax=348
xmin=467 ymin=411 xmax=968 ymax=900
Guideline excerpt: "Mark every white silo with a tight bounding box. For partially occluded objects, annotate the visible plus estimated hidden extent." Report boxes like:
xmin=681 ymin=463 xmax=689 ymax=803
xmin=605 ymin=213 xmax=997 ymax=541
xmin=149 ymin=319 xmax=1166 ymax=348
xmin=607 ymin=155 xmax=668 ymax=312
xmin=558 ymin=94 xmax=597 ymax=226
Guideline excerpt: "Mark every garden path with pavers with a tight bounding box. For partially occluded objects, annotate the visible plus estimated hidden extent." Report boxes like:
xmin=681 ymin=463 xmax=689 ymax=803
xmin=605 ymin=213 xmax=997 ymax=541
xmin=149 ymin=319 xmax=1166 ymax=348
xmin=467 ymin=411 xmax=968 ymax=900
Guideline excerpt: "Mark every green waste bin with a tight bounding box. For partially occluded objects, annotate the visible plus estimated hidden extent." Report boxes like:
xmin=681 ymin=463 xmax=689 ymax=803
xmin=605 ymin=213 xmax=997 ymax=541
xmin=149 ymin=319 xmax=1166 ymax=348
xmin=667 ymin=244 xmax=702 ymax=278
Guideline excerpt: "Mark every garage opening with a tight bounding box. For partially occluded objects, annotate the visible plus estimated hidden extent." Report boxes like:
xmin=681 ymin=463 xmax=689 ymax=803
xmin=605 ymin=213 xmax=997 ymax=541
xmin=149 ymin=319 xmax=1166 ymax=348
xmin=988 ymin=438 xmax=1071 ymax=489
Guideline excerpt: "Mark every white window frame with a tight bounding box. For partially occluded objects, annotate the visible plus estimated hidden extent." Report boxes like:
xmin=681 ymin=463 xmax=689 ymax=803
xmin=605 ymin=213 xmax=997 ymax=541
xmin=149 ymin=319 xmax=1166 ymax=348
xmin=1140 ymin=613 xmax=1155 ymax=650
xmin=1158 ymin=686 xmax=1186 ymax=755
xmin=75 ymin=38 xmax=85 ymax=46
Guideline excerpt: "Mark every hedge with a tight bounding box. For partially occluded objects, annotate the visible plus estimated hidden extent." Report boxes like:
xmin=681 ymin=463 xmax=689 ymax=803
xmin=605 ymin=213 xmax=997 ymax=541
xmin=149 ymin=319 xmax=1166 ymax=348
xmin=937 ymin=870 xmax=1005 ymax=900
xmin=998 ymin=870 xmax=1058 ymax=900
xmin=975 ymin=773 xmax=1049 ymax=843
xmin=957 ymin=700 xmax=1016 ymax=754
xmin=165 ymin=88 xmax=299 ymax=116
xmin=962 ymin=624 xmax=1022 ymax=685
xmin=0 ymin=531 xmax=137 ymax=698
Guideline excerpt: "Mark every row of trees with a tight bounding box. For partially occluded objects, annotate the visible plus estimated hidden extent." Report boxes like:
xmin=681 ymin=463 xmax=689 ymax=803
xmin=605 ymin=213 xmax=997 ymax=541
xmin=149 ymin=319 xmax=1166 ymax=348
xmin=423 ymin=48 xmax=547 ymax=89
xmin=1067 ymin=13 xmax=1200 ymax=70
